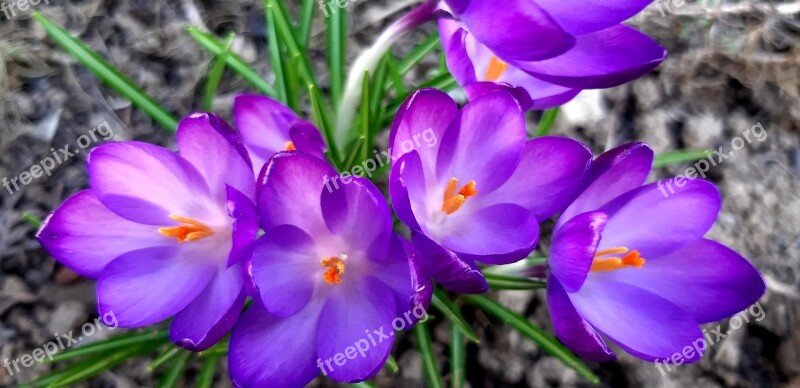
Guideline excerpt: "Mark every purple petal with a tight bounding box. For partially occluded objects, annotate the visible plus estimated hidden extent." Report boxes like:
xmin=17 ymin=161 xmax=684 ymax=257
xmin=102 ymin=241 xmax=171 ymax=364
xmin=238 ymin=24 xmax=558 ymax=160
xmin=229 ymin=301 xmax=323 ymax=388
xmin=412 ymin=233 xmax=488 ymax=294
xmin=546 ymin=276 xmax=615 ymax=361
xmin=535 ymin=0 xmax=654 ymax=35
xmin=97 ymin=246 xmax=216 ymax=327
xmin=176 ymin=113 xmax=255 ymax=203
xmin=258 ymin=152 xmax=335 ymax=236
xmin=288 ymin=120 xmax=326 ymax=160
xmin=436 ymin=91 xmax=526 ymax=193
xmin=88 ymin=141 xmax=214 ymax=225
xmin=321 ymin=176 xmax=393 ymax=261
xmin=445 ymin=0 xmax=574 ymax=61
xmin=226 ymin=184 xmax=259 ymax=267
xmin=464 ymin=80 xmax=581 ymax=111
xmin=370 ymin=234 xmax=434 ymax=314
xmin=515 ymin=25 xmax=667 ymax=89
xmin=388 ymin=151 xmax=425 ymax=232
xmin=170 ymin=263 xmax=247 ymax=351
xmin=316 ymin=277 xmax=397 ymax=383
xmin=233 ymin=94 xmax=298 ymax=171
xmin=571 ymin=280 xmax=704 ymax=362
xmin=550 ymin=211 xmax=607 ymax=292
xmin=36 ymin=190 xmax=164 ymax=278
xmin=598 ymin=179 xmax=720 ymax=259
xmin=592 ymin=239 xmax=765 ymax=324
xmin=480 ymin=137 xmax=591 ymax=220
xmin=438 ymin=19 xmax=478 ymax=86
xmin=558 ymin=142 xmax=653 ymax=228
xmin=249 ymin=225 xmax=320 ymax=318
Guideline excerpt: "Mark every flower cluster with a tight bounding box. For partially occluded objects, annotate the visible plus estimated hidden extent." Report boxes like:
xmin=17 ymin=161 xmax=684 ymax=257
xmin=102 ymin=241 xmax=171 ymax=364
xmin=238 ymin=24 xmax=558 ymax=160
xmin=35 ymin=1 xmax=764 ymax=387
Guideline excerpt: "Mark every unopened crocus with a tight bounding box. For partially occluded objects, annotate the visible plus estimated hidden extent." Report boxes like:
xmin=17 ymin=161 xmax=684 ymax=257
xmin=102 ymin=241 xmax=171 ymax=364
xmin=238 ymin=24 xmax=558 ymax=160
xmin=389 ymin=88 xmax=591 ymax=293
xmin=546 ymin=142 xmax=765 ymax=362
xmin=437 ymin=0 xmax=667 ymax=110
xmin=234 ymin=94 xmax=326 ymax=172
xmin=37 ymin=113 xmax=258 ymax=351
xmin=230 ymin=152 xmax=430 ymax=387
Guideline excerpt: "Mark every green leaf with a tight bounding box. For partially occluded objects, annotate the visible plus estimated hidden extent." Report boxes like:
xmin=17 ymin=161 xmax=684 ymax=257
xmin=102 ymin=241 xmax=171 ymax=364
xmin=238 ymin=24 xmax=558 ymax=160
xmin=368 ymin=55 xmax=390 ymax=137
xmin=359 ymin=70 xmax=371 ymax=162
xmin=385 ymin=55 xmax=407 ymax=97
xmin=32 ymin=12 xmax=178 ymax=131
xmin=196 ymin=354 xmax=220 ymax=388
xmin=484 ymin=273 xmax=547 ymax=290
xmin=158 ymin=351 xmax=191 ymax=388
xmin=463 ymin=295 xmax=599 ymax=384
xmin=297 ymin=0 xmax=316 ymax=47
xmin=413 ymin=322 xmax=443 ymax=388
xmin=534 ymin=108 xmax=560 ymax=137
xmin=265 ymin=0 xmax=320 ymax=91
xmin=46 ymin=329 xmax=168 ymax=363
xmin=653 ymin=149 xmax=710 ymax=168
xmin=450 ymin=322 xmax=466 ymax=388
xmin=385 ymin=355 xmax=399 ymax=374
xmin=343 ymin=136 xmax=367 ymax=172
xmin=327 ymin=3 xmax=347 ymax=108
xmin=187 ymin=27 xmax=277 ymax=97
xmin=431 ymin=290 xmax=480 ymax=343
xmin=202 ymin=33 xmax=235 ymax=111
xmin=49 ymin=341 xmax=162 ymax=387
xmin=148 ymin=346 xmax=184 ymax=371
xmin=397 ymin=34 xmax=440 ymax=75
xmin=351 ymin=382 xmax=376 ymax=388
xmin=266 ymin=4 xmax=289 ymax=103
xmin=308 ymin=85 xmax=342 ymax=168
xmin=22 ymin=212 xmax=42 ymax=228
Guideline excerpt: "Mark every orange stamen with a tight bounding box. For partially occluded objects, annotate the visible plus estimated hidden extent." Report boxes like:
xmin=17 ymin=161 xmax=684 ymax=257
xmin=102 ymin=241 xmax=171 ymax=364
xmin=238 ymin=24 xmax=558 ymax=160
xmin=321 ymin=256 xmax=346 ymax=285
xmin=484 ymin=56 xmax=510 ymax=81
xmin=441 ymin=178 xmax=478 ymax=215
xmin=158 ymin=215 xmax=215 ymax=243
xmin=285 ymin=141 xmax=296 ymax=151
xmin=590 ymin=247 xmax=646 ymax=272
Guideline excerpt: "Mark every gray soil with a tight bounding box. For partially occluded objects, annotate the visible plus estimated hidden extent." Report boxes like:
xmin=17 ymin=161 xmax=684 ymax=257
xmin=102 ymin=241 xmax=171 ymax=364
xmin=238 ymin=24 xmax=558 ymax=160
xmin=1 ymin=0 xmax=798 ymax=387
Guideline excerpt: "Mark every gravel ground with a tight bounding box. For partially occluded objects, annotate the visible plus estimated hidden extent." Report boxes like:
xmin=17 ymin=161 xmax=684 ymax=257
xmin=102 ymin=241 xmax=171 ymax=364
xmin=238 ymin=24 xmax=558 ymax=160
xmin=1 ymin=0 xmax=798 ymax=387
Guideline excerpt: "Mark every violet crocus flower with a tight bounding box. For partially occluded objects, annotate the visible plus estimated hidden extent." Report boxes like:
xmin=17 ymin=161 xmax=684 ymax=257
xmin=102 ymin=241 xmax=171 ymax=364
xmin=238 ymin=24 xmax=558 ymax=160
xmin=229 ymin=152 xmax=431 ymax=387
xmin=234 ymin=94 xmax=326 ymax=172
xmin=546 ymin=142 xmax=765 ymax=362
xmin=37 ymin=113 xmax=258 ymax=351
xmin=437 ymin=0 xmax=667 ymax=110
xmin=389 ymin=88 xmax=591 ymax=293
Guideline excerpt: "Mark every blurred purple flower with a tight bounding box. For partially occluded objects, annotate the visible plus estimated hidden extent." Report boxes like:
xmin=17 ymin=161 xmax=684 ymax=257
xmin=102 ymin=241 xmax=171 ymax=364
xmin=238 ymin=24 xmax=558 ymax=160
xmin=547 ymin=142 xmax=765 ymax=362
xmin=229 ymin=152 xmax=431 ymax=387
xmin=437 ymin=0 xmax=667 ymax=110
xmin=37 ymin=113 xmax=259 ymax=351
xmin=388 ymin=88 xmax=591 ymax=293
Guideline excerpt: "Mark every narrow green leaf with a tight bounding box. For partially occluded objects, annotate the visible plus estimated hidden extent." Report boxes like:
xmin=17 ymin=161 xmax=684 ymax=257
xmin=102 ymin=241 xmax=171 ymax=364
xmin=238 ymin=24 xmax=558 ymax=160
xmin=45 ymin=329 xmax=168 ymax=363
xmin=266 ymin=0 xmax=320 ymax=91
xmin=397 ymin=34 xmax=440 ymax=75
xmin=450 ymin=322 xmax=466 ymax=388
xmin=463 ymin=295 xmax=599 ymax=384
xmin=368 ymin=55 xmax=390 ymax=137
xmin=359 ymin=70 xmax=371 ymax=163
xmin=187 ymin=27 xmax=277 ymax=97
xmin=385 ymin=55 xmax=407 ymax=97
xmin=431 ymin=290 xmax=480 ymax=343
xmin=196 ymin=355 xmax=219 ymax=388
xmin=284 ymin=53 xmax=302 ymax=112
xmin=298 ymin=0 xmax=316 ymax=47
xmin=33 ymin=12 xmax=178 ymax=131
xmin=22 ymin=212 xmax=42 ymax=228
xmin=527 ymin=256 xmax=548 ymax=266
xmin=266 ymin=4 xmax=289 ymax=103
xmin=414 ymin=322 xmax=443 ymax=388
xmin=49 ymin=342 xmax=162 ymax=387
xmin=148 ymin=346 xmax=183 ymax=371
xmin=385 ymin=355 xmax=399 ymax=374
xmin=534 ymin=108 xmax=560 ymax=137
xmin=484 ymin=273 xmax=547 ymax=291
xmin=308 ymin=85 xmax=342 ymax=167
xmin=202 ymin=33 xmax=235 ymax=111
xmin=327 ymin=3 xmax=347 ymax=108
xmin=653 ymin=149 xmax=710 ymax=168
xmin=352 ymin=382 xmax=376 ymax=388
xmin=343 ymin=136 xmax=366 ymax=172
xmin=158 ymin=351 xmax=191 ymax=388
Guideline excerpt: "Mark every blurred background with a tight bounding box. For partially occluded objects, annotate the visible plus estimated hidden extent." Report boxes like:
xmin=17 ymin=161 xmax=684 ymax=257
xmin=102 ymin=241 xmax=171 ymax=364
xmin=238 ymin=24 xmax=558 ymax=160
xmin=1 ymin=0 xmax=798 ymax=386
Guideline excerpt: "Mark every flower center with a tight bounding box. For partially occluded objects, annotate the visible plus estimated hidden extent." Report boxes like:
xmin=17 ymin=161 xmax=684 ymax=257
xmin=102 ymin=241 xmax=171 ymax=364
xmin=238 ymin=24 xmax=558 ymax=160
xmin=590 ymin=247 xmax=646 ymax=272
xmin=441 ymin=177 xmax=478 ymax=215
xmin=484 ymin=56 xmax=510 ymax=81
xmin=158 ymin=214 xmax=215 ymax=243
xmin=284 ymin=141 xmax=296 ymax=151
xmin=321 ymin=256 xmax=346 ymax=285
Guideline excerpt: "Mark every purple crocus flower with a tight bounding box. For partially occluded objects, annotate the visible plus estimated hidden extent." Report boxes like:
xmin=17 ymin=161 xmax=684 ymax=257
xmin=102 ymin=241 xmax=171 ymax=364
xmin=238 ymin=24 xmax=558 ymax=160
xmin=437 ymin=0 xmax=667 ymax=110
xmin=234 ymin=94 xmax=326 ymax=172
xmin=36 ymin=113 xmax=258 ymax=351
xmin=229 ymin=152 xmax=431 ymax=387
xmin=389 ymin=88 xmax=591 ymax=293
xmin=547 ymin=142 xmax=765 ymax=362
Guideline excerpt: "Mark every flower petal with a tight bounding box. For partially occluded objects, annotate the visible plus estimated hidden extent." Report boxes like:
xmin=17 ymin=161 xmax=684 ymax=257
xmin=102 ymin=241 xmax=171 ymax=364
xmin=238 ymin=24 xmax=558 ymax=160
xmin=438 ymin=19 xmax=477 ymax=86
xmin=229 ymin=301 xmax=323 ymax=388
xmin=592 ymin=239 xmax=766 ymax=324
xmin=88 ymin=141 xmax=213 ymax=225
xmin=412 ymin=233 xmax=488 ymax=294
xmin=97 ymin=246 xmax=216 ymax=327
xmin=288 ymin=120 xmax=326 ymax=160
xmin=388 ymin=151 xmax=425 ymax=232
xmin=226 ymin=184 xmax=259 ymax=267
xmin=546 ymin=276 xmax=615 ymax=361
xmin=370 ymin=234 xmax=434 ymax=313
xmin=36 ymin=190 xmax=165 ymax=278
xmin=169 ymin=263 xmax=247 ymax=351
xmin=233 ymin=94 xmax=298 ymax=171
xmin=535 ymin=0 xmax=654 ymax=35
xmin=549 ymin=211 xmax=607 ymax=292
